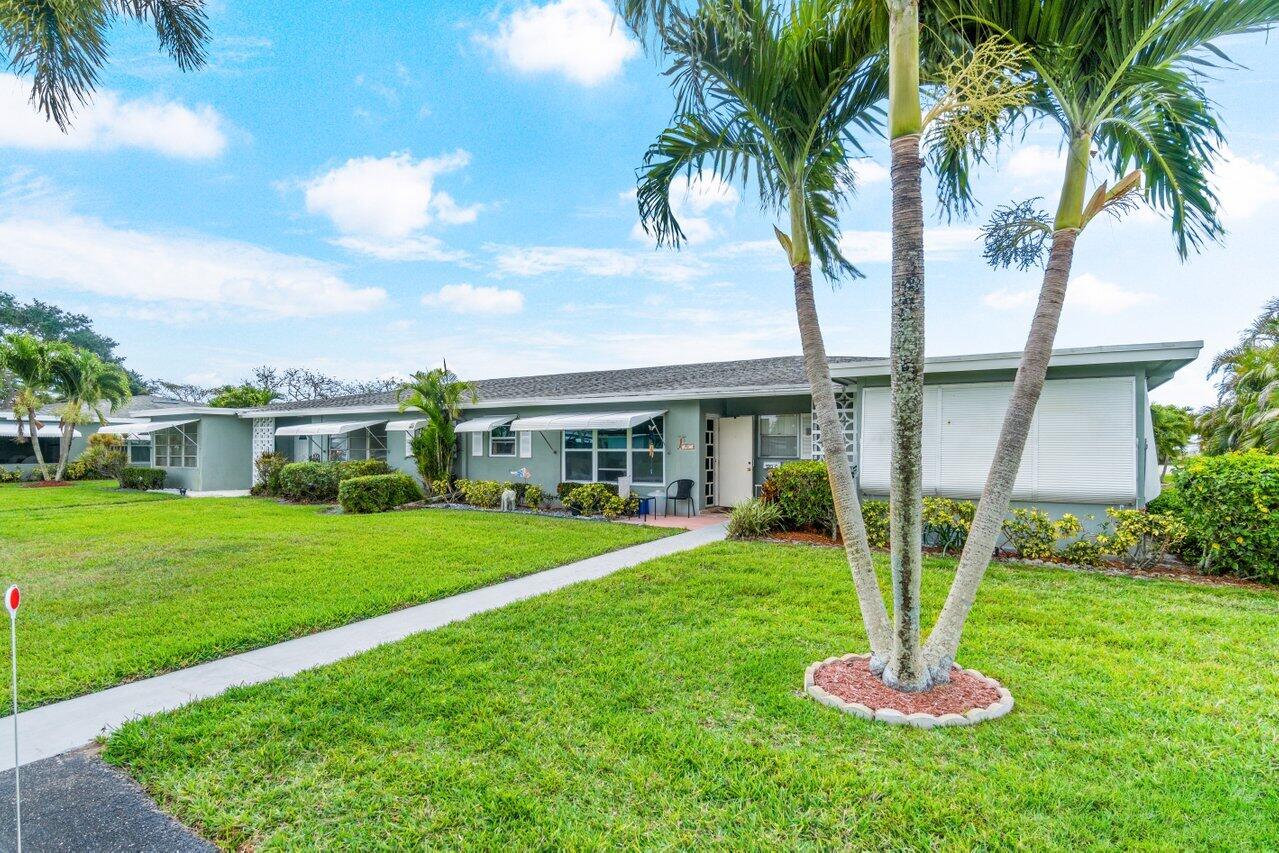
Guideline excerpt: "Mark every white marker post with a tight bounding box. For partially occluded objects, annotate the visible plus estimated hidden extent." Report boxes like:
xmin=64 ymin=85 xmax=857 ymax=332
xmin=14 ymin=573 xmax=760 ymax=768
xmin=5 ymin=585 xmax=19 ymax=853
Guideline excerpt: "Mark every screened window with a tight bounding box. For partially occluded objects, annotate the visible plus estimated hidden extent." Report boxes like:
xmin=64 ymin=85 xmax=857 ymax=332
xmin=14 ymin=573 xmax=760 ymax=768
xmin=128 ymin=440 xmax=151 ymax=465
xmin=153 ymin=423 xmax=197 ymax=468
xmin=759 ymin=414 xmax=800 ymax=458
xmin=489 ymin=424 xmax=516 ymax=457
xmin=562 ymin=417 xmax=665 ymax=485
xmin=0 ymin=437 xmax=60 ymax=464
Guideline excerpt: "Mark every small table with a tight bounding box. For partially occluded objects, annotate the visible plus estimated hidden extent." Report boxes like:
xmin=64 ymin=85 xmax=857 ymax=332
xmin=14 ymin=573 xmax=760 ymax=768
xmin=638 ymin=492 xmax=662 ymax=522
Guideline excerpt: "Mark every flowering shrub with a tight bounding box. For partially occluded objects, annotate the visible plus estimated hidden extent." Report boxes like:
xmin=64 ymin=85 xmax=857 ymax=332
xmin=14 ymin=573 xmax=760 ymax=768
xmin=1001 ymin=509 xmax=1083 ymax=560
xmin=1104 ymin=508 xmax=1187 ymax=569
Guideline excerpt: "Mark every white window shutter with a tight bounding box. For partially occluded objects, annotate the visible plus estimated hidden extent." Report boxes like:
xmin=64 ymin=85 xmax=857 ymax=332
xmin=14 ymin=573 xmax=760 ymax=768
xmin=1033 ymin=377 xmax=1135 ymax=503
xmin=800 ymin=414 xmax=812 ymax=459
xmin=857 ymin=388 xmax=891 ymax=493
xmin=471 ymin=432 xmax=482 ymax=457
xmin=518 ymin=430 xmax=532 ymax=458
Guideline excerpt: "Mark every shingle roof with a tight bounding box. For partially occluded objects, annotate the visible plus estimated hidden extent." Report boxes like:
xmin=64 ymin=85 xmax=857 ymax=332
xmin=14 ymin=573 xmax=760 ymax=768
xmin=257 ymin=355 xmax=877 ymax=413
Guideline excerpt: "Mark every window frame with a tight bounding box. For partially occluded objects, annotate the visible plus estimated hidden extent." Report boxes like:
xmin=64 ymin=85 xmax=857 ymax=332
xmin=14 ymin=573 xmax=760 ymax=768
xmin=561 ymin=416 xmax=665 ymax=486
xmin=152 ymin=422 xmax=198 ymax=469
xmin=489 ymin=423 xmax=517 ymax=458
xmin=757 ymin=414 xmax=801 ymax=459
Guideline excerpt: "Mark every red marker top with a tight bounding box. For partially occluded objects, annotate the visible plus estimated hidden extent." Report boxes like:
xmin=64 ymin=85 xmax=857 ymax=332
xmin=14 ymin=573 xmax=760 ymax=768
xmin=4 ymin=586 xmax=18 ymax=615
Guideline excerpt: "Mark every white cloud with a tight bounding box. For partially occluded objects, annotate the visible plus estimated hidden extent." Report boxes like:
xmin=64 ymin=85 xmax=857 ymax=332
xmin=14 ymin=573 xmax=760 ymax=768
xmin=0 ymin=212 xmax=385 ymax=318
xmin=852 ymin=159 xmax=889 ymax=185
xmin=630 ymin=171 xmax=739 ymax=245
xmin=423 ymin=283 xmax=524 ymax=315
xmin=982 ymin=272 xmax=1154 ymax=315
xmin=481 ymin=0 xmax=639 ymax=86
xmin=301 ymin=150 xmax=480 ymax=260
xmin=488 ymin=244 xmax=704 ymax=283
xmin=0 ymin=72 xmax=227 ymax=159
xmin=1004 ymin=144 xmax=1065 ymax=180
xmin=1211 ymin=147 xmax=1279 ymax=221
xmin=837 ymin=227 xmax=981 ymax=264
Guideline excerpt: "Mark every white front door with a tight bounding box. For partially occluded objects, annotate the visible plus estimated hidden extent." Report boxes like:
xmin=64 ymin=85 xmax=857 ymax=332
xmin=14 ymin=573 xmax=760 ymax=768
xmin=717 ymin=416 xmax=754 ymax=506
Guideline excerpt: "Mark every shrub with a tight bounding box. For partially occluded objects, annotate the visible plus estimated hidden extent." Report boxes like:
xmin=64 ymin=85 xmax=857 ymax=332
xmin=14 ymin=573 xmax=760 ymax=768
xmin=1060 ymin=537 xmax=1107 ymax=567
xmin=120 ymin=466 xmax=166 ymax=491
xmin=861 ymin=499 xmax=890 ymax=549
xmin=253 ymin=452 xmax=288 ymax=496
xmin=429 ymin=477 xmax=454 ymax=498
xmin=1146 ymin=485 xmax=1183 ymax=516
xmin=1001 ymin=508 xmax=1082 ymax=560
xmin=1170 ymin=451 xmax=1279 ymax=582
xmin=761 ymin=460 xmax=835 ymax=533
xmin=563 ymin=482 xmax=617 ymax=516
xmin=1105 ymin=508 xmax=1187 ymax=569
xmin=524 ymin=484 xmax=544 ymax=509
xmin=335 ymin=458 xmax=391 ymax=480
xmin=458 ymin=479 xmax=504 ymax=508
xmin=278 ymin=462 xmax=341 ymax=503
xmin=68 ymin=433 xmax=126 ymax=481
xmin=727 ymin=499 xmax=782 ymax=539
xmin=602 ymin=493 xmax=640 ymax=519
xmin=556 ymin=481 xmax=618 ymax=501
xmin=0 ymin=467 xmax=21 ymax=484
xmin=922 ymin=497 xmax=975 ymax=555
xmin=338 ymin=473 xmax=423 ymax=514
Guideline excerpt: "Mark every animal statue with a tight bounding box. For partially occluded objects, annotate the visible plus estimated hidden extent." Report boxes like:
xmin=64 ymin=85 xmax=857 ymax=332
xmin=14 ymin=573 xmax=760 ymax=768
xmin=500 ymin=487 xmax=517 ymax=512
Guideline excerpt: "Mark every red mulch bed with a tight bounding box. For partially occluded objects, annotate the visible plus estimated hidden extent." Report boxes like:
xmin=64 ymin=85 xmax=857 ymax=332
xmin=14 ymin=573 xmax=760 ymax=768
xmin=20 ymin=480 xmax=73 ymax=488
xmin=813 ymin=656 xmax=1000 ymax=716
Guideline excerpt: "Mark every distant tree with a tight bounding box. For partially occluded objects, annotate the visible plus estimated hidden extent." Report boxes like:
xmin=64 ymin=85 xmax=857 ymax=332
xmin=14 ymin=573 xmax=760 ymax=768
xmin=1199 ymin=299 xmax=1279 ymax=455
xmin=0 ymin=291 xmax=147 ymax=394
xmin=50 ymin=347 xmax=131 ymax=480
xmin=1151 ymin=403 xmax=1196 ymax=476
xmin=1 ymin=0 xmax=208 ymax=130
xmin=0 ymin=333 xmax=68 ymax=480
xmin=397 ymin=364 xmax=476 ymax=487
xmin=208 ymin=384 xmax=281 ymax=408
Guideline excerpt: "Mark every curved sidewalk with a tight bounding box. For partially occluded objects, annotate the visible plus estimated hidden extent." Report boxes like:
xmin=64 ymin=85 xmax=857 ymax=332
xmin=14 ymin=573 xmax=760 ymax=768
xmin=0 ymin=522 xmax=727 ymax=769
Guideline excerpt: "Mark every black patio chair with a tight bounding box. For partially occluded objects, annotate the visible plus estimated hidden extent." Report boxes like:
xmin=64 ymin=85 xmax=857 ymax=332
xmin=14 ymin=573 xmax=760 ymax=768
xmin=665 ymin=478 xmax=695 ymax=517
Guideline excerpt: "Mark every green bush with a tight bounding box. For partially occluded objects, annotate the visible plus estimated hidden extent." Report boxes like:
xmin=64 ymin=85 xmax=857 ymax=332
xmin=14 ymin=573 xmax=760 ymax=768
xmin=253 ymin=452 xmax=288 ymax=496
xmin=0 ymin=467 xmax=22 ymax=484
xmin=760 ymin=461 xmax=834 ymax=532
xmin=861 ymin=499 xmax=890 ymax=549
xmin=524 ymin=484 xmax=544 ymax=509
xmin=727 ymin=499 xmax=782 ymax=539
xmin=1146 ymin=485 xmax=1183 ymax=516
xmin=602 ymin=493 xmax=640 ymax=519
xmin=120 ymin=466 xmax=166 ymax=491
xmin=457 ymin=479 xmax=504 ymax=508
xmin=1001 ymin=509 xmax=1083 ymax=560
xmin=338 ymin=473 xmax=423 ymax=514
xmin=922 ymin=497 xmax=975 ymax=555
xmin=1060 ymin=537 xmax=1107 ymax=567
xmin=556 ymin=481 xmax=618 ymax=501
xmin=563 ymin=482 xmax=618 ymax=516
xmin=278 ymin=462 xmax=340 ymax=503
xmin=335 ymin=458 xmax=391 ymax=480
xmin=1170 ymin=451 xmax=1279 ymax=582
xmin=67 ymin=433 xmax=126 ymax=481
xmin=1104 ymin=508 xmax=1186 ymax=569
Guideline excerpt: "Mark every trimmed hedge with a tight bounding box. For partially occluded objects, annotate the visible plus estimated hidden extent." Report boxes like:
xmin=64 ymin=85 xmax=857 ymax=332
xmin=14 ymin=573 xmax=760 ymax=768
xmin=338 ymin=473 xmax=423 ymax=514
xmin=760 ymin=460 xmax=834 ymax=532
xmin=277 ymin=459 xmax=394 ymax=503
xmin=456 ymin=479 xmax=505 ymax=508
xmin=120 ymin=467 xmax=166 ymax=490
xmin=1171 ymin=451 xmax=1279 ymax=582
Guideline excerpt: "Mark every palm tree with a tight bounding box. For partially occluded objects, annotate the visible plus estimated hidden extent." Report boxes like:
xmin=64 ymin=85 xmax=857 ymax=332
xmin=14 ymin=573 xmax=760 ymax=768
xmin=0 ymin=333 xmax=67 ymax=480
xmin=2 ymin=0 xmax=209 ymax=130
xmin=50 ymin=347 xmax=131 ymax=480
xmin=1151 ymin=402 xmax=1196 ymax=476
xmin=397 ymin=364 xmax=477 ymax=488
xmin=1199 ymin=299 xmax=1279 ymax=454
xmin=632 ymin=0 xmax=895 ymax=663
xmin=922 ymin=0 xmax=1279 ymax=681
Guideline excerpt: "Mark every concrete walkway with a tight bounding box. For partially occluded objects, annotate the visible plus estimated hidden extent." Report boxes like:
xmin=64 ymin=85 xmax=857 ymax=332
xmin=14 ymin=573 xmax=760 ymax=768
xmin=0 ymin=522 xmax=726 ymax=769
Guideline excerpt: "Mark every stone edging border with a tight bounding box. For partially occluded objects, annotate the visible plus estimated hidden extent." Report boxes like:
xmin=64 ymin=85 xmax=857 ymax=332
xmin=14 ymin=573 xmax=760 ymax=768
xmin=803 ymin=653 xmax=1013 ymax=728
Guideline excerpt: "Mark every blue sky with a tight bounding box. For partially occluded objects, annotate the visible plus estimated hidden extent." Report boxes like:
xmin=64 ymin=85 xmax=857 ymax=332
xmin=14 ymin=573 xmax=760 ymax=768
xmin=1 ymin=0 xmax=1277 ymax=407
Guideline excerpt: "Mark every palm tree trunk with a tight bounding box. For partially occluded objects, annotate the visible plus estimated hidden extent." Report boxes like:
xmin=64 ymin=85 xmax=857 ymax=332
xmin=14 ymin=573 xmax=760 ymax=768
xmin=792 ymin=260 xmax=893 ymax=659
xmin=883 ymin=0 xmax=929 ymax=691
xmin=923 ymin=132 xmax=1091 ymax=678
xmin=55 ymin=422 xmax=73 ymax=481
xmin=27 ymin=412 xmax=49 ymax=480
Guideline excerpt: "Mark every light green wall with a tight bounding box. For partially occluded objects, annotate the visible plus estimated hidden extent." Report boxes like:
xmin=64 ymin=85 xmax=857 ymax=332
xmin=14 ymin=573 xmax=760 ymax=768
xmin=133 ymin=413 xmax=251 ymax=492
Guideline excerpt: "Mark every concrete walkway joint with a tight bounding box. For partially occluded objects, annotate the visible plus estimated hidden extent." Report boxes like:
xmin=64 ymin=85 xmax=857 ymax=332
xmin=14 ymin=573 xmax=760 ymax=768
xmin=0 ymin=522 xmax=726 ymax=768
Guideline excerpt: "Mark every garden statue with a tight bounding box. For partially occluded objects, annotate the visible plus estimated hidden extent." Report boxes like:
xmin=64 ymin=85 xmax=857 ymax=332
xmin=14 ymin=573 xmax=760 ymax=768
xmin=500 ymin=488 xmax=517 ymax=512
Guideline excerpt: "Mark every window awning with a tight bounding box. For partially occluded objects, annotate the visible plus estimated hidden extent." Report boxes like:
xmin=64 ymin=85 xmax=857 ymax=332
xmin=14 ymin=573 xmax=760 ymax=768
xmin=385 ymin=418 xmax=427 ymax=432
xmin=275 ymin=420 xmax=386 ymax=437
xmin=0 ymin=423 xmax=78 ymax=439
xmin=454 ymin=414 xmax=516 ymax=433
xmin=510 ymin=410 xmax=666 ymax=432
xmin=98 ymin=419 xmax=196 ymax=438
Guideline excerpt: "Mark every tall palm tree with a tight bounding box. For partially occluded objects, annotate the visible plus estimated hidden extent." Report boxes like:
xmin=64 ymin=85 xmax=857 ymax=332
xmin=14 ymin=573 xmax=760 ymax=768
xmin=632 ymin=0 xmax=896 ymax=662
xmin=50 ymin=347 xmax=131 ymax=480
xmin=2 ymin=0 xmax=209 ymax=130
xmin=0 ymin=333 xmax=67 ymax=480
xmin=923 ymin=0 xmax=1279 ymax=680
xmin=1199 ymin=299 xmax=1279 ymax=454
xmin=397 ymin=363 xmax=477 ymax=487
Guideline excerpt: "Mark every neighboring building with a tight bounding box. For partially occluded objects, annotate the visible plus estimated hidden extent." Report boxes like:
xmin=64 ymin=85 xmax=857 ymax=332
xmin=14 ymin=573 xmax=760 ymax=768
xmin=101 ymin=340 xmax=1201 ymax=523
xmin=1 ymin=394 xmax=185 ymax=475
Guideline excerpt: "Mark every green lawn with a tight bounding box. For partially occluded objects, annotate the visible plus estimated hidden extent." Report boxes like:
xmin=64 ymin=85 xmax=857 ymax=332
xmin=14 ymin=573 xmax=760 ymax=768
xmin=0 ymin=482 xmax=669 ymax=709
xmin=0 ymin=480 xmax=176 ymax=513
xmin=105 ymin=542 xmax=1279 ymax=849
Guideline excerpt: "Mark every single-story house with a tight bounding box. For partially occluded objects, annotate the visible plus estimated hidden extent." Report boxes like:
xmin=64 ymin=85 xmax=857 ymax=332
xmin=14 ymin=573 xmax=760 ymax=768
xmin=100 ymin=339 xmax=1201 ymax=523
xmin=0 ymin=394 xmax=185 ymax=475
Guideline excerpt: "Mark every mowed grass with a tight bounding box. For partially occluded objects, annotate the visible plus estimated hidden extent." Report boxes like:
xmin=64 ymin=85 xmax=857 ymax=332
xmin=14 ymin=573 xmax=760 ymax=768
xmin=0 ymin=480 xmax=175 ymax=513
xmin=0 ymin=483 xmax=669 ymax=709
xmin=106 ymin=542 xmax=1279 ymax=850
